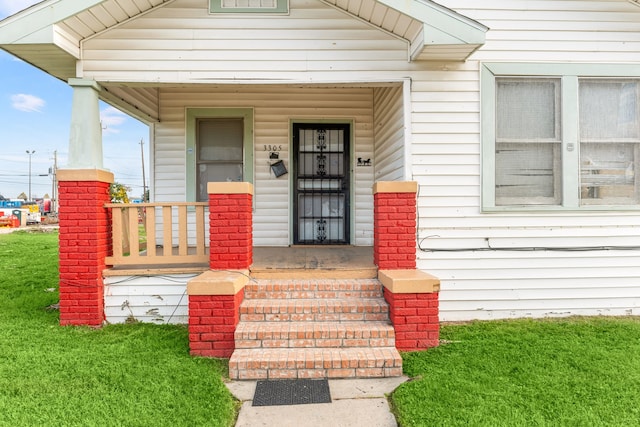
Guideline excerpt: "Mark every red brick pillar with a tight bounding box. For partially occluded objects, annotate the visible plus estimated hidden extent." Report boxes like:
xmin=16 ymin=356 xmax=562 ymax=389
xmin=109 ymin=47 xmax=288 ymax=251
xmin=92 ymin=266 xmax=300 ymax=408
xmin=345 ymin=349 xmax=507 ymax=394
xmin=379 ymin=271 xmax=441 ymax=351
xmin=57 ymin=169 xmax=113 ymax=326
xmin=208 ymin=182 xmax=253 ymax=270
xmin=373 ymin=181 xmax=418 ymax=270
xmin=374 ymin=181 xmax=441 ymax=351
xmin=187 ymin=271 xmax=248 ymax=358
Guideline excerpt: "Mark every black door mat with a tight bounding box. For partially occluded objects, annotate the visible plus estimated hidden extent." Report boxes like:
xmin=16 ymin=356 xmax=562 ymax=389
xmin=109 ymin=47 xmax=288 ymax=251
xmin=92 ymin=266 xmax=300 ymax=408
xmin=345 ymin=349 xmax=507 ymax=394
xmin=252 ymin=379 xmax=332 ymax=406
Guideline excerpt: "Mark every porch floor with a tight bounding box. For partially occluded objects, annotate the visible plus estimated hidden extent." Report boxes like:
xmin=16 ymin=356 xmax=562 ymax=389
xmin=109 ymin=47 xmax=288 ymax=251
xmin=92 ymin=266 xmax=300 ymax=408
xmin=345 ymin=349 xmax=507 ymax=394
xmin=251 ymin=246 xmax=376 ymax=279
xmin=104 ymin=246 xmax=376 ymax=278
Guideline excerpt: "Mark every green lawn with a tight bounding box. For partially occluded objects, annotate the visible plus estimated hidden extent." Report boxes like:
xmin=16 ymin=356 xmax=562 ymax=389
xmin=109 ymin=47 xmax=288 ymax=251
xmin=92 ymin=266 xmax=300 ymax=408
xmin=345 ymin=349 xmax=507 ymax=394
xmin=0 ymin=230 xmax=238 ymax=427
xmin=392 ymin=316 xmax=640 ymax=426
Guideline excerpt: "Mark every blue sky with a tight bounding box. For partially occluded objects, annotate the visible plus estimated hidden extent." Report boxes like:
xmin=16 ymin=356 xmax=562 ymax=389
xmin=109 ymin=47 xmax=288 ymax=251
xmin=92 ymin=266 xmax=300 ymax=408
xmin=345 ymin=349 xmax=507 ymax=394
xmin=0 ymin=1 xmax=150 ymax=200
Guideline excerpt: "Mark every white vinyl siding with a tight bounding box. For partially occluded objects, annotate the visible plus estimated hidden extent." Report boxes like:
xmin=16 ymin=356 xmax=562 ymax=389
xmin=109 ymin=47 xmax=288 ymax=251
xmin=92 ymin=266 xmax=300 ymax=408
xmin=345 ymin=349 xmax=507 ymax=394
xmin=81 ymin=0 xmax=409 ymax=83
xmin=104 ymin=275 xmax=193 ymax=324
xmin=415 ymin=1 xmax=640 ymax=321
xmin=373 ymin=85 xmax=405 ymax=181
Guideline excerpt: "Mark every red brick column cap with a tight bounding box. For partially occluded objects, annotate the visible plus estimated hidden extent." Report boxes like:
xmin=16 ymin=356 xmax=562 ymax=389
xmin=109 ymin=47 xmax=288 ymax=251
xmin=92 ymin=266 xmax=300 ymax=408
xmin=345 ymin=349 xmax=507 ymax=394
xmin=373 ymin=181 xmax=418 ymax=194
xmin=379 ymin=269 xmax=440 ymax=293
xmin=187 ymin=270 xmax=250 ymax=295
xmin=207 ymin=182 xmax=254 ymax=195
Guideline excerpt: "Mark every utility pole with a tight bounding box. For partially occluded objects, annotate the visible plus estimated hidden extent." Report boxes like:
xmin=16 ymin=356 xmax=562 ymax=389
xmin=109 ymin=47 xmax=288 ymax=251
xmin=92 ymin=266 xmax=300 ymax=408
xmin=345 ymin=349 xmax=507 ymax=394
xmin=140 ymin=139 xmax=147 ymax=201
xmin=26 ymin=150 xmax=35 ymax=201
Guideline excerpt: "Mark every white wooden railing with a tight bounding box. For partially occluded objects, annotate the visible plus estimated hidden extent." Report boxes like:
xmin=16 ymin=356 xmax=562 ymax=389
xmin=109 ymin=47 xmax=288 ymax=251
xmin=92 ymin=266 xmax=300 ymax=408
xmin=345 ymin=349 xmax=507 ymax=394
xmin=105 ymin=202 xmax=209 ymax=266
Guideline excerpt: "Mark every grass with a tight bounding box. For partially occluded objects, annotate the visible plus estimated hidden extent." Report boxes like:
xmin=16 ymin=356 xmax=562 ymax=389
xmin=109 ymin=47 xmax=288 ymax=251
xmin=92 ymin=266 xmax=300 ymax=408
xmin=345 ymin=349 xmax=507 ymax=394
xmin=0 ymin=230 xmax=238 ymax=427
xmin=391 ymin=317 xmax=640 ymax=426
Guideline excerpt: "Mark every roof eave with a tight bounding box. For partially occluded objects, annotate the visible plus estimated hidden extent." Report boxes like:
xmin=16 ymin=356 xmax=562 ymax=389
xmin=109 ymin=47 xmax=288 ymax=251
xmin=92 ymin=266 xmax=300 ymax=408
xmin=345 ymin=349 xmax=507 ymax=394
xmin=379 ymin=0 xmax=488 ymax=61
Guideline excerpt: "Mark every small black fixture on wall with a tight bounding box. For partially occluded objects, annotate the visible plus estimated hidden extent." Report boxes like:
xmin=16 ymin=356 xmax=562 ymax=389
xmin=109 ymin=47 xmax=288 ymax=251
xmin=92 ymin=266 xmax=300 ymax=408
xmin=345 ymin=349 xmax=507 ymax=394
xmin=271 ymin=160 xmax=288 ymax=178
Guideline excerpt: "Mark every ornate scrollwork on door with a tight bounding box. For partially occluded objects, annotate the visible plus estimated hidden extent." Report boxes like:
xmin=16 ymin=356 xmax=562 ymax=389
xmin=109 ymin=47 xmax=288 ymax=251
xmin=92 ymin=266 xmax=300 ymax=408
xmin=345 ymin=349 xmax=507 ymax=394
xmin=316 ymin=154 xmax=326 ymax=176
xmin=316 ymin=219 xmax=327 ymax=242
xmin=316 ymin=129 xmax=327 ymax=150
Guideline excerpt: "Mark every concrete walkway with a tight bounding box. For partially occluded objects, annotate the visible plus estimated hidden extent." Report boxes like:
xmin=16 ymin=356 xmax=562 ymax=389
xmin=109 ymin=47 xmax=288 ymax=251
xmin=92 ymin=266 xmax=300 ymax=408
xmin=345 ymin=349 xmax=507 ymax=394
xmin=226 ymin=376 xmax=408 ymax=427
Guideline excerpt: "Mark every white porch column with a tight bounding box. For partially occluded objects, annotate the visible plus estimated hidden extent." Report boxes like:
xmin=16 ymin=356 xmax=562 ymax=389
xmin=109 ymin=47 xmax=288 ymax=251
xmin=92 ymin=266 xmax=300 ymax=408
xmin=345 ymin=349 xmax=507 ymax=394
xmin=67 ymin=78 xmax=104 ymax=169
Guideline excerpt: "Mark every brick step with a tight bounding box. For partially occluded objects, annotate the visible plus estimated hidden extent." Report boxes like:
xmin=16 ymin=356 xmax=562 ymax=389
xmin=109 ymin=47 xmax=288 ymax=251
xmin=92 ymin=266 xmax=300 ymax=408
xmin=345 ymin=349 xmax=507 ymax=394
xmin=244 ymin=279 xmax=383 ymax=299
xmin=234 ymin=321 xmax=395 ymax=349
xmin=229 ymin=347 xmax=403 ymax=380
xmin=239 ymin=298 xmax=389 ymax=322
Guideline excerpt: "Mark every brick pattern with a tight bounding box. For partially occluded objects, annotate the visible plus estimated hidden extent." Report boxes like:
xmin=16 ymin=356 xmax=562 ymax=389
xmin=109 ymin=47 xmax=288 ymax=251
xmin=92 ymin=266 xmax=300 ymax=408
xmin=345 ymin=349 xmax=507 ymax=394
xmin=244 ymin=279 xmax=383 ymax=299
xmin=240 ymin=298 xmax=389 ymax=322
xmin=384 ymin=288 xmax=439 ymax=351
xmin=208 ymin=193 xmax=252 ymax=270
xmin=58 ymin=180 xmax=111 ymax=326
xmin=230 ymin=348 xmax=403 ymax=380
xmin=228 ymin=279 xmax=403 ymax=380
xmin=189 ymin=289 xmax=244 ymax=358
xmin=373 ymin=191 xmax=417 ymax=270
xmin=235 ymin=322 xmax=395 ymax=349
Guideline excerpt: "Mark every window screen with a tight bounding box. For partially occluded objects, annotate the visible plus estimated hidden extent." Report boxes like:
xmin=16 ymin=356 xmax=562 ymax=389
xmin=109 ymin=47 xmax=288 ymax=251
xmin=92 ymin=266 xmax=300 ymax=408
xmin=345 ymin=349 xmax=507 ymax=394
xmin=495 ymin=78 xmax=562 ymax=205
xmin=579 ymin=80 xmax=640 ymax=205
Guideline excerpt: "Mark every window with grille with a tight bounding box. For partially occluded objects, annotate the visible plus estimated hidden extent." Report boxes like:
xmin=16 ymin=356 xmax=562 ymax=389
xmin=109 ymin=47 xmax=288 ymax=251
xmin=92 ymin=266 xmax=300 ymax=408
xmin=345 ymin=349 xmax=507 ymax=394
xmin=482 ymin=63 xmax=640 ymax=210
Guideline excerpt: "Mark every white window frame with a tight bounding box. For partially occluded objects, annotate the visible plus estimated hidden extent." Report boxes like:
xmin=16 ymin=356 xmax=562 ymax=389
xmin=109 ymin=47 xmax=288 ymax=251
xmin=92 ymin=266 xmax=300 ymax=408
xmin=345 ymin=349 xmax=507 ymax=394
xmin=481 ymin=62 xmax=640 ymax=212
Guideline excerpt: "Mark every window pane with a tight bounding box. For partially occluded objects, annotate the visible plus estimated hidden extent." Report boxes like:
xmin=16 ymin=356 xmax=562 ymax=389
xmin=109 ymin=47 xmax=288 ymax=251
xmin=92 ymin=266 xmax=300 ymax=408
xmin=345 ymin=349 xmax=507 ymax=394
xmin=496 ymin=142 xmax=560 ymax=205
xmin=580 ymin=81 xmax=639 ymax=140
xmin=496 ymin=79 xmax=560 ymax=141
xmin=198 ymin=119 xmax=243 ymax=161
xmin=222 ymin=0 xmax=277 ymax=7
xmin=198 ymin=163 xmax=243 ymax=201
xmin=579 ymin=80 xmax=640 ymax=205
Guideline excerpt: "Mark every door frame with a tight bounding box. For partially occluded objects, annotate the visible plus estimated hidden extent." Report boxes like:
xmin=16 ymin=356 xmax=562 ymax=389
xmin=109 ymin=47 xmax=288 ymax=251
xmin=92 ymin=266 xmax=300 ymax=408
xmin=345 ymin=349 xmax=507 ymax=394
xmin=289 ymin=119 xmax=355 ymax=245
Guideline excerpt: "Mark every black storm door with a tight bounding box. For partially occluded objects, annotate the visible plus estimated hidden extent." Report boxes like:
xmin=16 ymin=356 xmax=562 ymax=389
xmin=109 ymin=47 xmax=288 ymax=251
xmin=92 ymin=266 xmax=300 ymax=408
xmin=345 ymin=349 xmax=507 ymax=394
xmin=293 ymin=123 xmax=350 ymax=245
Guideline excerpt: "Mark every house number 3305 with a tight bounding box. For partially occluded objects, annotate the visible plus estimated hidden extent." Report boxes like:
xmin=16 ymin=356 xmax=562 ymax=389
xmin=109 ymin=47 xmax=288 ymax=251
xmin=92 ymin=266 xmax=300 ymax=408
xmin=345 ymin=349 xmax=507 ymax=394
xmin=264 ymin=145 xmax=283 ymax=151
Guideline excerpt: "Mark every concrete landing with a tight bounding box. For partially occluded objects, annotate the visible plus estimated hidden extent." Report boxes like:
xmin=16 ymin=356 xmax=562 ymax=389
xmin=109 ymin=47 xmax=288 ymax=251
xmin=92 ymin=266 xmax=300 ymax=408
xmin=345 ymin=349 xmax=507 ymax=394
xmin=227 ymin=376 xmax=408 ymax=427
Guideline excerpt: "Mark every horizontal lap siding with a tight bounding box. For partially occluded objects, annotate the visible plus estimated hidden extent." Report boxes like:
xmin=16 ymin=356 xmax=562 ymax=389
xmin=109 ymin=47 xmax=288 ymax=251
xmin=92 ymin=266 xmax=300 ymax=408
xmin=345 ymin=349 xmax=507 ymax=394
xmin=104 ymin=275 xmax=193 ymax=324
xmin=416 ymin=0 xmax=640 ymax=321
xmin=157 ymin=86 xmax=375 ymax=246
xmin=373 ymin=85 xmax=405 ymax=181
xmin=81 ymin=0 xmax=409 ymax=82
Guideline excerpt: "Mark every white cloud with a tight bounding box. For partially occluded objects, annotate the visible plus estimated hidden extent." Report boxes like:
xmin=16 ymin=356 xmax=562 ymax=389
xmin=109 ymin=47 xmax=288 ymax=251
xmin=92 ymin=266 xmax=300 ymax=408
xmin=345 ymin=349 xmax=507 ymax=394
xmin=0 ymin=0 xmax=40 ymax=17
xmin=11 ymin=93 xmax=45 ymax=112
xmin=100 ymin=106 xmax=128 ymax=134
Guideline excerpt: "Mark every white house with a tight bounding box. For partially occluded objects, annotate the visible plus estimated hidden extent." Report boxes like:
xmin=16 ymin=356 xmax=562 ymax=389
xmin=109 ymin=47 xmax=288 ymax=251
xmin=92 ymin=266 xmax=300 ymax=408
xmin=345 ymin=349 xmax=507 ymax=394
xmin=1 ymin=0 xmax=639 ymax=325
